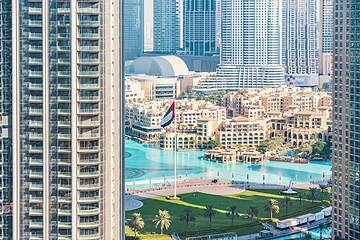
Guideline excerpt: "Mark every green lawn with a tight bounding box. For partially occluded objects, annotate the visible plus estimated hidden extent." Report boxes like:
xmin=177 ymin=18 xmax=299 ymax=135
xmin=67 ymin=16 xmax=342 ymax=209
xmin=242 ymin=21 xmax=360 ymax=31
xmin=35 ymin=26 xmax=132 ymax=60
xmin=126 ymin=189 xmax=330 ymax=239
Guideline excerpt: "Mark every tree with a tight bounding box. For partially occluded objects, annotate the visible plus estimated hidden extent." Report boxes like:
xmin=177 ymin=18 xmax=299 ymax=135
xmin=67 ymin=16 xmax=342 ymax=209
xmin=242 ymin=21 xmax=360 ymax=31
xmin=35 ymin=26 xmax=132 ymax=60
xmin=319 ymin=223 xmax=325 ymax=240
xmin=298 ymin=193 xmax=304 ymax=206
xmin=301 ymin=233 xmax=312 ymax=240
xmin=209 ymin=139 xmax=220 ymax=149
xmin=319 ymin=184 xmax=328 ymax=201
xmin=180 ymin=208 xmax=195 ymax=226
xmin=129 ymin=213 xmax=144 ymax=238
xmin=312 ymin=140 xmax=326 ymax=156
xmin=299 ymin=143 xmax=312 ymax=155
xmin=309 ymin=188 xmax=317 ymax=203
xmin=203 ymin=205 xmax=217 ymax=224
xmin=283 ymin=197 xmax=291 ymax=213
xmin=227 ymin=205 xmax=240 ymax=225
xmin=264 ymin=199 xmax=280 ymax=219
xmin=153 ymin=210 xmax=171 ymax=235
xmin=247 ymin=206 xmax=259 ymax=220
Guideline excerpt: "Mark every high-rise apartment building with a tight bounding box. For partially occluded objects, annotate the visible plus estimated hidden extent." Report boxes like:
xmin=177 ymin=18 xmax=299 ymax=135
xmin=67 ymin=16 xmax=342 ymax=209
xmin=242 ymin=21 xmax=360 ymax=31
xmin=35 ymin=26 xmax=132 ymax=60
xmin=153 ymin=0 xmax=180 ymax=53
xmin=282 ymin=0 xmax=318 ymax=75
xmin=0 ymin=0 xmax=12 ymax=238
xmin=124 ymin=0 xmax=144 ymax=60
xmin=0 ymin=0 xmax=123 ymax=239
xmin=319 ymin=0 xmax=333 ymax=76
xmin=196 ymin=0 xmax=284 ymax=91
xmin=183 ymin=0 xmax=217 ymax=56
xmin=332 ymin=0 xmax=360 ymax=239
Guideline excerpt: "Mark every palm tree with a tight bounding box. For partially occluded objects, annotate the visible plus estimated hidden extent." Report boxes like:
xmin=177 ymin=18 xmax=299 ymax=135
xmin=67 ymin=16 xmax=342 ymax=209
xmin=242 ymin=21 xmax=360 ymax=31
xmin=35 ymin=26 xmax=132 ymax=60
xmin=129 ymin=213 xmax=144 ymax=238
xmin=203 ymin=205 xmax=217 ymax=224
xmin=153 ymin=210 xmax=171 ymax=235
xmin=180 ymin=208 xmax=195 ymax=226
xmin=319 ymin=184 xmax=328 ymax=201
xmin=264 ymin=199 xmax=280 ymax=219
xmin=298 ymin=193 xmax=304 ymax=206
xmin=309 ymin=187 xmax=317 ymax=203
xmin=301 ymin=233 xmax=312 ymax=240
xmin=247 ymin=206 xmax=259 ymax=220
xmin=319 ymin=223 xmax=325 ymax=240
xmin=227 ymin=205 xmax=240 ymax=225
xmin=284 ymin=197 xmax=291 ymax=213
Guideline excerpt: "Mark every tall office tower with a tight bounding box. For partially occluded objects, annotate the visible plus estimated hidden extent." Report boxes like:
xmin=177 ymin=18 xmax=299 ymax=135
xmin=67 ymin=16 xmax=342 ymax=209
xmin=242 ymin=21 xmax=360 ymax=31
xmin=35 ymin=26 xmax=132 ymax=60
xmin=196 ymin=0 xmax=284 ymax=91
xmin=319 ymin=0 xmax=333 ymax=76
xmin=332 ymin=0 xmax=360 ymax=239
xmin=183 ymin=0 xmax=217 ymax=56
xmin=124 ymin=0 xmax=144 ymax=60
xmin=0 ymin=0 xmax=12 ymax=238
xmin=215 ymin=0 xmax=221 ymax=49
xmin=8 ymin=0 xmax=123 ymax=239
xmin=282 ymin=0 xmax=318 ymax=75
xmin=153 ymin=0 xmax=180 ymax=53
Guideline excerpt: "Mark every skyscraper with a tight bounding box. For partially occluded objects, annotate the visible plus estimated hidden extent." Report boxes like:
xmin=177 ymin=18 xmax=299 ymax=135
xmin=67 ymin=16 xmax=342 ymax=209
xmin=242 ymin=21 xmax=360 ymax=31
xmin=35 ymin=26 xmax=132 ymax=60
xmin=196 ymin=0 xmax=284 ymax=91
xmin=282 ymin=0 xmax=318 ymax=75
xmin=153 ymin=0 xmax=180 ymax=53
xmin=124 ymin=0 xmax=144 ymax=60
xmin=183 ymin=0 xmax=217 ymax=56
xmin=332 ymin=0 xmax=360 ymax=239
xmin=0 ymin=0 xmax=12 ymax=238
xmin=319 ymin=0 xmax=333 ymax=76
xmin=0 ymin=0 xmax=123 ymax=239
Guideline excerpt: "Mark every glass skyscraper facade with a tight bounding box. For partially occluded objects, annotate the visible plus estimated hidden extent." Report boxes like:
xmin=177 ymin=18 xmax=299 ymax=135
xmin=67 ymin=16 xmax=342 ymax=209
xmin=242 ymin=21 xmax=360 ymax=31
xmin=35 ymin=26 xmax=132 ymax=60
xmin=0 ymin=0 xmax=123 ymax=239
xmin=153 ymin=0 xmax=180 ymax=53
xmin=124 ymin=0 xmax=144 ymax=60
xmin=332 ymin=0 xmax=360 ymax=239
xmin=183 ymin=0 xmax=217 ymax=56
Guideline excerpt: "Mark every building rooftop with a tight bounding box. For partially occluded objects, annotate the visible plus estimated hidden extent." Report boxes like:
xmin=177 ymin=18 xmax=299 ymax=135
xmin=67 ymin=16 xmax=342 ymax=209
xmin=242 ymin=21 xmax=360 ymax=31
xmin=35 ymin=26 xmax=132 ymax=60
xmin=128 ymin=55 xmax=189 ymax=77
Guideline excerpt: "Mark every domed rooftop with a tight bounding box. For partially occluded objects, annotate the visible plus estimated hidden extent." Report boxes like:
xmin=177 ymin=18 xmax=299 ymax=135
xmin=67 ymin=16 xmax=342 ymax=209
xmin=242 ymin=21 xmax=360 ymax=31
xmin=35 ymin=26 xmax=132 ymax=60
xmin=129 ymin=55 xmax=189 ymax=77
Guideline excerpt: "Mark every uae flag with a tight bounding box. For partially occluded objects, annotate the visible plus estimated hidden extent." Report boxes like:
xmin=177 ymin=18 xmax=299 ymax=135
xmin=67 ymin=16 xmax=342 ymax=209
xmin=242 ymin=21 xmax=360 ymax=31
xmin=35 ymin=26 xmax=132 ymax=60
xmin=160 ymin=102 xmax=175 ymax=128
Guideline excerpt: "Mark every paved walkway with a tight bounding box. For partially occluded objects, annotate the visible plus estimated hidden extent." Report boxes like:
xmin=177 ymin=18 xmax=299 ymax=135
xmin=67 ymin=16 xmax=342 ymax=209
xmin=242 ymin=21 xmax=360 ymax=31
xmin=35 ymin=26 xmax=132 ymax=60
xmin=124 ymin=195 xmax=143 ymax=211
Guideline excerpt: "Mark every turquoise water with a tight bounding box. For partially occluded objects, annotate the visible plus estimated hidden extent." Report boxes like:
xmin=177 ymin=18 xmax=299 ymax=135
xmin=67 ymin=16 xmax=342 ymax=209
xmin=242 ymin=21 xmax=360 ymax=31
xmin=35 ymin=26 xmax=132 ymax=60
xmin=125 ymin=140 xmax=331 ymax=188
xmin=274 ymin=226 xmax=331 ymax=239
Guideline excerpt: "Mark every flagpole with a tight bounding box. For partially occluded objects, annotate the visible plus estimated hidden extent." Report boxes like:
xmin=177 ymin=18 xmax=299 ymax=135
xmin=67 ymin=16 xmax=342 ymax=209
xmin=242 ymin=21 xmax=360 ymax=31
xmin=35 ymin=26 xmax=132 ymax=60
xmin=174 ymin=100 xmax=177 ymax=199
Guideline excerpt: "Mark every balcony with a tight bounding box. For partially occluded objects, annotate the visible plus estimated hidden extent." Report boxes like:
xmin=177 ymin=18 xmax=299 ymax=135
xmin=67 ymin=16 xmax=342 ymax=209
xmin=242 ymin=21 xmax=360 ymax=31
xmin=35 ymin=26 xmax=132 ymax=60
xmin=29 ymin=146 xmax=43 ymax=153
xmin=29 ymin=7 xmax=42 ymax=14
xmin=29 ymin=195 xmax=43 ymax=204
xmin=29 ymin=83 xmax=43 ymax=90
xmin=78 ymin=71 xmax=99 ymax=77
xmin=78 ymin=46 xmax=99 ymax=52
xmin=29 ymin=95 xmax=43 ymax=103
xmin=57 ymin=71 xmax=71 ymax=77
xmin=79 ymin=158 xmax=100 ymax=165
xmin=78 ymin=170 xmax=100 ymax=178
xmin=29 ymin=158 xmax=43 ymax=166
xmin=78 ymin=182 xmax=100 ymax=191
xmin=29 ymin=120 xmax=43 ymax=128
xmin=78 ymin=132 xmax=99 ymax=140
xmin=29 ymin=221 xmax=43 ymax=229
xmin=29 ymin=183 xmax=43 ymax=191
xmin=29 ymin=108 xmax=43 ymax=116
xmin=29 ymin=132 xmax=42 ymax=140
xmin=29 ymin=20 xmax=42 ymax=26
xmin=29 ymin=170 xmax=43 ymax=179
xmin=29 ymin=45 xmax=42 ymax=52
xmin=77 ymin=7 xmax=99 ymax=14
xmin=29 ymin=70 xmax=43 ymax=77
xmin=78 ymin=32 xmax=100 ymax=39
xmin=79 ymin=233 xmax=100 ymax=240
xmin=29 ymin=58 xmax=42 ymax=65
xmin=57 ymin=96 xmax=71 ymax=102
xmin=78 ymin=207 xmax=100 ymax=215
xmin=78 ymin=21 xmax=100 ymax=27
xmin=57 ymin=158 xmax=72 ymax=166
xmin=57 ymin=121 xmax=71 ymax=127
xmin=29 ymin=32 xmax=43 ymax=40
xmin=58 ymin=221 xmax=72 ymax=229
xmin=78 ymin=83 xmax=99 ymax=89
xmin=57 ymin=8 xmax=70 ymax=14
xmin=58 ymin=183 xmax=71 ymax=191
xmin=78 ymin=108 xmax=100 ymax=115
xmin=29 ymin=207 xmax=43 ymax=216
xmin=58 ymin=84 xmax=71 ymax=90
xmin=78 ymin=58 xmax=99 ymax=64
xmin=57 ymin=109 xmax=71 ymax=115
xmin=78 ymin=220 xmax=100 ymax=228
xmin=57 ymin=46 xmax=71 ymax=52
xmin=58 ymin=209 xmax=72 ymax=216
xmin=78 ymin=95 xmax=100 ymax=102
xmin=57 ymin=133 xmax=71 ymax=139
xmin=58 ymin=171 xmax=71 ymax=178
